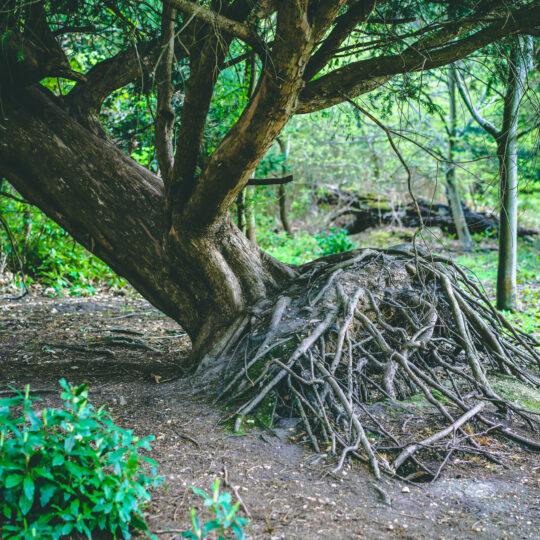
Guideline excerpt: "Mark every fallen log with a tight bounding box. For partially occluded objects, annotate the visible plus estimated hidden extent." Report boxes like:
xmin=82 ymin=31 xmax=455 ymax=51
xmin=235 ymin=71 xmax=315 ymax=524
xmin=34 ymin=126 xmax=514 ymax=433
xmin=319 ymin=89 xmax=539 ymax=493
xmin=319 ymin=187 xmax=538 ymax=238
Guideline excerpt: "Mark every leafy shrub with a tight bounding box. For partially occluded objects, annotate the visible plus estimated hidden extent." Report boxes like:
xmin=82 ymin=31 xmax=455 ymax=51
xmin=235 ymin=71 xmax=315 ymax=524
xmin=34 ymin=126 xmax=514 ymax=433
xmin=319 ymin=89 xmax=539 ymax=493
xmin=315 ymin=228 xmax=357 ymax=256
xmin=0 ymin=380 xmax=161 ymax=539
xmin=181 ymin=479 xmax=249 ymax=540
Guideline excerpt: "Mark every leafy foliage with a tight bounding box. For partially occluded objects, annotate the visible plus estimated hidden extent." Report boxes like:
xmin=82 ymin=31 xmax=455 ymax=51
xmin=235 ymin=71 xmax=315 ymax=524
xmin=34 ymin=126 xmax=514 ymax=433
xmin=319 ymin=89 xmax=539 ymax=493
xmin=315 ymin=228 xmax=358 ymax=257
xmin=0 ymin=183 xmax=126 ymax=294
xmin=0 ymin=380 xmax=161 ymax=539
xmin=181 ymin=479 xmax=249 ymax=540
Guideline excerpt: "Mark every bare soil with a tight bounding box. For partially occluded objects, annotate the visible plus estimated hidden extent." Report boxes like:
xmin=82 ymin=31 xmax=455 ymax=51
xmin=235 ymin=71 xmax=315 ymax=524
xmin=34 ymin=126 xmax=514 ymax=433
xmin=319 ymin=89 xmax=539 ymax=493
xmin=1 ymin=291 xmax=539 ymax=539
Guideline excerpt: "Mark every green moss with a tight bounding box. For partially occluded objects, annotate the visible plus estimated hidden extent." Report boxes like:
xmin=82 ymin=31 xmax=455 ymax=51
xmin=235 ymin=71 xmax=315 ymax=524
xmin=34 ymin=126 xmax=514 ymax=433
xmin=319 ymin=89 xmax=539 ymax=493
xmin=489 ymin=375 xmax=540 ymax=414
xmin=399 ymin=388 xmax=449 ymax=408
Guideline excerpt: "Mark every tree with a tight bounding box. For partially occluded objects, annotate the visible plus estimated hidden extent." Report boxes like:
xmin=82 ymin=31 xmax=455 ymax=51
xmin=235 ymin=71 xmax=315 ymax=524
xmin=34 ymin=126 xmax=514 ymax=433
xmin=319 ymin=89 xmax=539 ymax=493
xmin=455 ymin=35 xmax=535 ymax=310
xmin=1 ymin=1 xmax=539 ymax=479
xmin=276 ymin=137 xmax=294 ymax=237
xmin=445 ymin=64 xmax=474 ymax=249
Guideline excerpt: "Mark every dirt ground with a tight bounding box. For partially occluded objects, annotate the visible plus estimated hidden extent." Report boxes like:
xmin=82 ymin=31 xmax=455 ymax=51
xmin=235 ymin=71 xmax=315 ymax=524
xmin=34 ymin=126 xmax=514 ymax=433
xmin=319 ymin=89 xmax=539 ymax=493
xmin=1 ymin=291 xmax=539 ymax=539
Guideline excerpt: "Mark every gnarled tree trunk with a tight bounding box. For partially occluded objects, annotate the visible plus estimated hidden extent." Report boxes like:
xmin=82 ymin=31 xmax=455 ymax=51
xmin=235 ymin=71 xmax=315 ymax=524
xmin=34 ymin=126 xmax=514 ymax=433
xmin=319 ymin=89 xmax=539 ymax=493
xmin=0 ymin=87 xmax=295 ymax=360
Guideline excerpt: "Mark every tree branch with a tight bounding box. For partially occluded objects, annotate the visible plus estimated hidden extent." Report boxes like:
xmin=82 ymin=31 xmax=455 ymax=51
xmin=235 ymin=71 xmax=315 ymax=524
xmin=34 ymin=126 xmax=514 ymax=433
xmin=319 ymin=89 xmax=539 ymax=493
xmin=0 ymin=190 xmax=28 ymax=204
xmin=167 ymin=29 xmax=230 ymax=223
xmin=181 ymin=1 xmax=314 ymax=227
xmin=53 ymin=25 xmax=97 ymax=36
xmin=247 ymin=175 xmax=293 ymax=186
xmin=166 ymin=0 xmax=262 ymax=50
xmin=66 ymin=38 xmax=163 ymax=119
xmin=155 ymin=3 xmax=177 ymax=182
xmin=517 ymin=119 xmax=540 ymax=139
xmin=454 ymin=67 xmax=501 ymax=139
xmin=368 ymin=17 xmax=417 ymax=24
xmin=304 ymin=0 xmax=377 ymax=81
xmin=297 ymin=1 xmax=540 ymax=113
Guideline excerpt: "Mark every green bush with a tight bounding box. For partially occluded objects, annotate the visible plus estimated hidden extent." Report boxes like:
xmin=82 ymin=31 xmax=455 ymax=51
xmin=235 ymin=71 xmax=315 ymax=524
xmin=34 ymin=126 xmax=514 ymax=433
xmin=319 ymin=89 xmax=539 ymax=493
xmin=181 ymin=479 xmax=249 ymax=540
xmin=315 ymin=228 xmax=357 ymax=256
xmin=0 ymin=380 xmax=161 ymax=539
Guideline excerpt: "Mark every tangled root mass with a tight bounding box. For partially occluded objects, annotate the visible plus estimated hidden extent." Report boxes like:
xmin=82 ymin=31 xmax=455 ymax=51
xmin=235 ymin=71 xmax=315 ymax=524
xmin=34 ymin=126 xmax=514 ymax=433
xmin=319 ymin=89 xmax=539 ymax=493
xmin=200 ymin=247 xmax=540 ymax=481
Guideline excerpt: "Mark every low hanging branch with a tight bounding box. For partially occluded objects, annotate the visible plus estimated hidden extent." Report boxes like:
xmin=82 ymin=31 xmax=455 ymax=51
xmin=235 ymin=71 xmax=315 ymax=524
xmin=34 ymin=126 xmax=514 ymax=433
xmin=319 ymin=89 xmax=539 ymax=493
xmin=166 ymin=0 xmax=264 ymax=52
xmin=247 ymin=175 xmax=293 ymax=186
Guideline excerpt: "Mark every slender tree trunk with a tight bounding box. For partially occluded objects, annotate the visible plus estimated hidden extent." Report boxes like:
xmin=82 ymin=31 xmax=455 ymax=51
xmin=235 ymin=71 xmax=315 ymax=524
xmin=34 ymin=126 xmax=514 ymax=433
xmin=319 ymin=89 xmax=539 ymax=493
xmin=0 ymin=87 xmax=295 ymax=360
xmin=277 ymin=137 xmax=294 ymax=237
xmin=237 ymin=53 xmax=258 ymax=244
xmin=446 ymin=65 xmax=473 ymax=250
xmin=246 ymin=196 xmax=257 ymax=243
xmin=496 ymin=37 xmax=531 ymax=311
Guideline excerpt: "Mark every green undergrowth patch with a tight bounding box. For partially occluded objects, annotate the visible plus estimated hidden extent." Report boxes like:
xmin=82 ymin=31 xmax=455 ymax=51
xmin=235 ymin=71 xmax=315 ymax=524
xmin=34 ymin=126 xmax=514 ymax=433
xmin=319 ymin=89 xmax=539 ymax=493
xmin=181 ymin=478 xmax=249 ymax=540
xmin=455 ymin=236 xmax=539 ymax=335
xmin=489 ymin=374 xmax=540 ymax=414
xmin=395 ymin=388 xmax=450 ymax=410
xmin=259 ymin=228 xmax=357 ymax=264
xmin=456 ymin=236 xmax=539 ymax=286
xmin=1 ymin=184 xmax=127 ymax=295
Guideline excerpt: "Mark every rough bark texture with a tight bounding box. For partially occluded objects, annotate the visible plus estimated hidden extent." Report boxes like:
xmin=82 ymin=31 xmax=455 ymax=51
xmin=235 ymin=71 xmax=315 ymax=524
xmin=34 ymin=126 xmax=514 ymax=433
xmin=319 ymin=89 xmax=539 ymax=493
xmin=0 ymin=87 xmax=295 ymax=360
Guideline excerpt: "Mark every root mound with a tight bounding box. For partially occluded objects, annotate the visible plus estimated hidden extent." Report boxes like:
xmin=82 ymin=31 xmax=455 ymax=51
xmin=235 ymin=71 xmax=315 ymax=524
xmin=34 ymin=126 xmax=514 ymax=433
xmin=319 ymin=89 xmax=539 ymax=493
xmin=199 ymin=246 xmax=540 ymax=481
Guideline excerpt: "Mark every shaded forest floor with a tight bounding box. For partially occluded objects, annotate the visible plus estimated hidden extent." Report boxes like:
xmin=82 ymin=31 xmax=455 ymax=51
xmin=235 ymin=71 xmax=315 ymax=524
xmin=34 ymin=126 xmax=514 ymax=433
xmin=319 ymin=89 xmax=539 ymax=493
xmin=1 ymin=288 xmax=539 ymax=538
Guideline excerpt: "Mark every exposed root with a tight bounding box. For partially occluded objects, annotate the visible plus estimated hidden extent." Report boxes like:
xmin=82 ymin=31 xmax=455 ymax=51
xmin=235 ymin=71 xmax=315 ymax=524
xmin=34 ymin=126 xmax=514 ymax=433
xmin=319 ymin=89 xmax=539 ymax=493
xmin=201 ymin=247 xmax=539 ymax=481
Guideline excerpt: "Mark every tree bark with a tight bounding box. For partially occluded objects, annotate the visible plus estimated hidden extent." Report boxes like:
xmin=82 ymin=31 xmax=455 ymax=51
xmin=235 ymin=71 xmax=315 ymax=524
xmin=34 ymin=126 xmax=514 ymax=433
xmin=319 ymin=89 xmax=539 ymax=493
xmin=0 ymin=87 xmax=295 ymax=360
xmin=496 ymin=37 xmax=532 ymax=311
xmin=446 ymin=64 xmax=473 ymax=250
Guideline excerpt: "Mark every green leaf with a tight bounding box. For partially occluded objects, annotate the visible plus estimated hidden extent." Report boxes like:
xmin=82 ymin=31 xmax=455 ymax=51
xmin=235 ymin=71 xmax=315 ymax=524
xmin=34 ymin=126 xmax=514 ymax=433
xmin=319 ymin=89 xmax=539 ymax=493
xmin=52 ymin=454 xmax=65 ymax=467
xmin=23 ymin=475 xmax=35 ymax=502
xmin=40 ymin=483 xmax=57 ymax=506
xmin=130 ymin=514 xmax=148 ymax=531
xmin=5 ymin=474 xmax=24 ymax=488
xmin=232 ymin=523 xmax=247 ymax=540
xmin=19 ymin=493 xmax=33 ymax=515
xmin=203 ymin=520 xmax=221 ymax=534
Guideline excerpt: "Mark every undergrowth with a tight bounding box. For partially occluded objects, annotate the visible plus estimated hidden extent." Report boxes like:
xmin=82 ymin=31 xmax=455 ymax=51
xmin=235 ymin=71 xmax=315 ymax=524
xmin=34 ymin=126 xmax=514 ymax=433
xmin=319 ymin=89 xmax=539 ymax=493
xmin=181 ymin=479 xmax=249 ymax=540
xmin=0 ymin=380 xmax=161 ymax=539
xmin=1 ymin=183 xmax=126 ymax=295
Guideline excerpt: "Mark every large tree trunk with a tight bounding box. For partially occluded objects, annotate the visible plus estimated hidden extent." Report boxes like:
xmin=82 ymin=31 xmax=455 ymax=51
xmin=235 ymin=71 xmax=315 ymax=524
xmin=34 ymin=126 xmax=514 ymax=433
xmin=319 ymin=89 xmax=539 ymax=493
xmin=495 ymin=37 xmax=531 ymax=312
xmin=0 ymin=87 xmax=295 ymax=359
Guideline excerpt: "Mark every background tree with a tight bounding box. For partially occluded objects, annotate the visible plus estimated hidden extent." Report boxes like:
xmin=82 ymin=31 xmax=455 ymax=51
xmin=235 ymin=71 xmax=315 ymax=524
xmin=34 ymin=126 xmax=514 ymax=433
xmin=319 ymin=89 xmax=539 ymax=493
xmin=455 ymin=36 xmax=535 ymax=310
xmin=445 ymin=64 xmax=475 ymax=249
